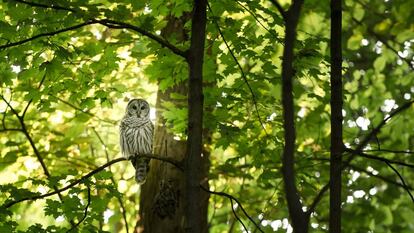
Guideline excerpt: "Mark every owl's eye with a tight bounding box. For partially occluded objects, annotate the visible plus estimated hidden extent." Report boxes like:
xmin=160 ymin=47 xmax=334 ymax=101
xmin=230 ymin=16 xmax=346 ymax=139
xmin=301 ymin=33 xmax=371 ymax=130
xmin=132 ymin=105 xmax=137 ymax=110
xmin=141 ymin=106 xmax=146 ymax=110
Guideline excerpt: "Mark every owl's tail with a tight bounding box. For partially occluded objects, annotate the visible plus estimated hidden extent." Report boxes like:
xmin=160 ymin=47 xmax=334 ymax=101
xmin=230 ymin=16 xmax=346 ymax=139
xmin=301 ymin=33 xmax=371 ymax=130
xmin=131 ymin=157 xmax=150 ymax=184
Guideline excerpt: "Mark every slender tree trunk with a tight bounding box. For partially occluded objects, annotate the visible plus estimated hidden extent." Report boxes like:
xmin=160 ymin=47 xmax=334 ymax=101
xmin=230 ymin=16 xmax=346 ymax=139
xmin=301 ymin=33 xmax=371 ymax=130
xmin=279 ymin=1 xmax=307 ymax=232
xmin=185 ymin=0 xmax=207 ymax=232
xmin=329 ymin=0 xmax=343 ymax=232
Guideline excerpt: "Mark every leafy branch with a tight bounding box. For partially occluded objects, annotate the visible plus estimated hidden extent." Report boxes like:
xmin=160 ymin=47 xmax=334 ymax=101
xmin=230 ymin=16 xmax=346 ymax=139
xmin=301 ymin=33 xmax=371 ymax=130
xmin=3 ymin=1 xmax=187 ymax=58
xmin=0 ymin=21 xmax=95 ymax=50
xmin=1 ymin=93 xmax=79 ymax=226
xmin=13 ymin=0 xmax=76 ymax=12
xmin=345 ymin=148 xmax=414 ymax=203
xmin=0 ymin=94 xmax=51 ymax=179
xmin=308 ymin=99 xmax=414 ymax=215
xmin=2 ymin=154 xmax=182 ymax=209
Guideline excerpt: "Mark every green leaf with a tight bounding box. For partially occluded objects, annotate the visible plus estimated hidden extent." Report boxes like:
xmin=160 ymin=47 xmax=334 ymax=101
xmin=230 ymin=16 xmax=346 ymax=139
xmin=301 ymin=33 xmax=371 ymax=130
xmin=373 ymin=56 xmax=386 ymax=72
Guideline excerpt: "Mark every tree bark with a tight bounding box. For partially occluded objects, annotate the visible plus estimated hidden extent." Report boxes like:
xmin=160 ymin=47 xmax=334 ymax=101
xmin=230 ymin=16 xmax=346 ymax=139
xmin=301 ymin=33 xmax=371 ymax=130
xmin=279 ymin=1 xmax=307 ymax=233
xmin=138 ymin=4 xmax=209 ymax=231
xmin=184 ymin=0 xmax=207 ymax=232
xmin=329 ymin=0 xmax=343 ymax=232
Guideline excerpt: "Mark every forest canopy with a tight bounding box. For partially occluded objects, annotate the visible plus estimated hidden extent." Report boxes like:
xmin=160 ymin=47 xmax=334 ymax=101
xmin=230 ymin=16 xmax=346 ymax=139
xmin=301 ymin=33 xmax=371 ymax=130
xmin=1 ymin=0 xmax=414 ymax=232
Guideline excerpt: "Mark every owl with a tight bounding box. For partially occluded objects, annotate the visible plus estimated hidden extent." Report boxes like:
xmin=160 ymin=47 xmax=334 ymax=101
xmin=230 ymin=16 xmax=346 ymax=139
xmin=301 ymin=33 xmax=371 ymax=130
xmin=120 ymin=99 xmax=154 ymax=184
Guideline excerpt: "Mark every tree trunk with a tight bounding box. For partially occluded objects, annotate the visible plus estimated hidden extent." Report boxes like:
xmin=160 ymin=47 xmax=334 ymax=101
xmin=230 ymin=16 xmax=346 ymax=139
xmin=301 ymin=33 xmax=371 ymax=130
xmin=329 ymin=0 xmax=343 ymax=232
xmin=184 ymin=0 xmax=207 ymax=232
xmin=138 ymin=84 xmax=187 ymax=233
xmin=279 ymin=1 xmax=308 ymax=233
xmin=138 ymin=9 xmax=209 ymax=232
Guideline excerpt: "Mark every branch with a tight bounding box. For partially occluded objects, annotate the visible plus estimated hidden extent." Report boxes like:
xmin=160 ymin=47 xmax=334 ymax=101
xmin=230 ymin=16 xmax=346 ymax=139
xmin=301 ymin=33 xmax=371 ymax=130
xmin=0 ymin=94 xmax=49 ymax=175
xmin=269 ymin=0 xmax=287 ymax=20
xmin=384 ymin=160 xmax=414 ymax=203
xmin=349 ymin=164 xmax=413 ymax=190
xmin=4 ymin=2 xmax=187 ymax=58
xmin=345 ymin=148 xmax=414 ymax=169
xmin=0 ymin=21 xmax=95 ymax=50
xmin=1 ymin=158 xmax=126 ymax=209
xmin=13 ymin=0 xmax=76 ymax=12
xmin=352 ymin=18 xmax=414 ymax=70
xmin=306 ymin=183 xmax=329 ymax=215
xmin=207 ymin=2 xmax=268 ymax=136
xmin=308 ymin=100 xmax=414 ymax=215
xmin=200 ymin=185 xmax=264 ymax=233
xmin=229 ymin=198 xmax=248 ymax=232
xmin=90 ymin=19 xmax=187 ymax=58
xmin=141 ymin=154 xmax=184 ymax=171
xmin=91 ymin=128 xmax=129 ymax=233
xmin=67 ymin=187 xmax=91 ymax=233
xmin=235 ymin=1 xmax=278 ymax=38
xmin=1 ymin=93 xmax=77 ymax=226
xmin=54 ymin=96 xmax=116 ymax=125
xmin=363 ymin=149 xmax=414 ymax=155
xmin=1 ymin=154 xmax=182 ymax=209
xmin=22 ymin=73 xmax=47 ymax=119
xmin=345 ymin=100 xmax=414 ymax=164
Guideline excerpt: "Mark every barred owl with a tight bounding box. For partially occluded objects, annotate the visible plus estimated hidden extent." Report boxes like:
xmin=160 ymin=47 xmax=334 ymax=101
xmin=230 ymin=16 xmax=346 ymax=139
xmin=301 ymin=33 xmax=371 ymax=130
xmin=120 ymin=99 xmax=154 ymax=184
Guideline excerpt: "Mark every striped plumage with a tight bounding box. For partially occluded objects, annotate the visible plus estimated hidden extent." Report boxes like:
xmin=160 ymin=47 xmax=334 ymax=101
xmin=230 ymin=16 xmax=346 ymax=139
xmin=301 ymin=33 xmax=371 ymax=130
xmin=120 ymin=99 xmax=154 ymax=184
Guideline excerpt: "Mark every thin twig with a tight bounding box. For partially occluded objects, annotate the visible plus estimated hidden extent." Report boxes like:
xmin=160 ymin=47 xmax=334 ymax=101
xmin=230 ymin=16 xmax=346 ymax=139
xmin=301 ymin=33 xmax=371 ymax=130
xmin=308 ymin=100 xmax=414 ymax=214
xmin=140 ymin=154 xmax=184 ymax=171
xmin=352 ymin=18 xmax=414 ymax=70
xmin=207 ymin=2 xmax=268 ymax=136
xmin=269 ymin=0 xmax=287 ymax=20
xmin=230 ymin=198 xmax=248 ymax=232
xmin=67 ymin=187 xmax=91 ymax=232
xmin=0 ymin=21 xmax=95 ymax=50
xmin=13 ymin=0 xmax=76 ymax=12
xmin=54 ymin=96 xmax=116 ymax=125
xmin=22 ymin=73 xmax=47 ymax=118
xmin=200 ymin=185 xmax=264 ymax=233
xmin=235 ymin=1 xmax=277 ymax=38
xmin=345 ymin=100 xmax=414 ymax=166
xmin=345 ymin=148 xmax=414 ymax=169
xmin=91 ymin=127 xmax=129 ymax=233
xmin=0 ymin=94 xmax=50 ymax=176
xmin=349 ymin=164 xmax=413 ymax=190
xmin=363 ymin=149 xmax=414 ymax=155
xmin=0 ymin=94 xmax=78 ymax=225
xmin=384 ymin=161 xmax=414 ymax=203
xmin=306 ymin=183 xmax=329 ymax=215
xmin=92 ymin=19 xmax=187 ymax=58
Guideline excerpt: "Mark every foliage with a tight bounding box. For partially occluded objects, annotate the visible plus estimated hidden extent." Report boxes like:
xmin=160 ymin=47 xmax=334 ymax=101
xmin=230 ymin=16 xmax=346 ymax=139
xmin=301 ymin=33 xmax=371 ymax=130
xmin=1 ymin=0 xmax=414 ymax=232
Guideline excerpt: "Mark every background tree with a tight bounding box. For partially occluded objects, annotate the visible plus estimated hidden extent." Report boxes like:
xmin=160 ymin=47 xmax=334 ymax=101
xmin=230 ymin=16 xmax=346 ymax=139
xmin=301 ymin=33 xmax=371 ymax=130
xmin=1 ymin=0 xmax=414 ymax=233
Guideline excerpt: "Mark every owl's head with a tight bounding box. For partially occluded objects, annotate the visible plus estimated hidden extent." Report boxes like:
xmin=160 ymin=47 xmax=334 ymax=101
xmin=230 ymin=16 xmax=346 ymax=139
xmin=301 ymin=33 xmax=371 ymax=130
xmin=125 ymin=99 xmax=150 ymax=119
